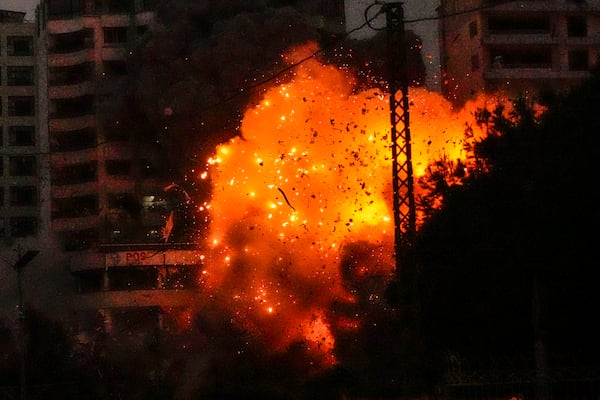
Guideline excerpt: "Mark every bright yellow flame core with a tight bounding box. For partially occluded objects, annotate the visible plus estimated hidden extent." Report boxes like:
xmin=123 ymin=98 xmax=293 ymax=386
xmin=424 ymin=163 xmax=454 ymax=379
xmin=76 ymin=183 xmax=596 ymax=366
xmin=202 ymin=45 xmax=500 ymax=364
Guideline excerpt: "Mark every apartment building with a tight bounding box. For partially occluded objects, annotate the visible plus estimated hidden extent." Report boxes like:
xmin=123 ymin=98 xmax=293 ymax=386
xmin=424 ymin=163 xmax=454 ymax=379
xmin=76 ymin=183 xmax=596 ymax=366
xmin=36 ymin=0 xmax=203 ymax=338
xmin=0 ymin=10 xmax=49 ymax=251
xmin=439 ymin=0 xmax=600 ymax=104
xmin=2 ymin=0 xmax=350 ymax=339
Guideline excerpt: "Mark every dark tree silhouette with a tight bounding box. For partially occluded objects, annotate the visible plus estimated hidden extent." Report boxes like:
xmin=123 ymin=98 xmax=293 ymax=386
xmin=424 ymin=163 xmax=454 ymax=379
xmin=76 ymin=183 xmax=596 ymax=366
xmin=399 ymin=68 xmax=600 ymax=393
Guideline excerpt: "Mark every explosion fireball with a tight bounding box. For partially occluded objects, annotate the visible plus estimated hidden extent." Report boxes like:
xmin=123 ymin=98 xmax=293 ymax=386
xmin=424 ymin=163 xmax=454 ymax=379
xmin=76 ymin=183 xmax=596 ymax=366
xmin=197 ymin=43 xmax=506 ymax=368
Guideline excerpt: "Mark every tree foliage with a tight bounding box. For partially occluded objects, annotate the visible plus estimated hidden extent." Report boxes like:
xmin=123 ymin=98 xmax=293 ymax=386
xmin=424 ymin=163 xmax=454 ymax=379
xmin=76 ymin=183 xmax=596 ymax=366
xmin=404 ymin=69 xmax=600 ymax=389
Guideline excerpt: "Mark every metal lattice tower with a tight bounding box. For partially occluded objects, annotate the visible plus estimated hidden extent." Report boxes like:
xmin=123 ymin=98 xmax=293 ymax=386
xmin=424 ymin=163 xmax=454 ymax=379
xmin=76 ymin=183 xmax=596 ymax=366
xmin=385 ymin=2 xmax=416 ymax=266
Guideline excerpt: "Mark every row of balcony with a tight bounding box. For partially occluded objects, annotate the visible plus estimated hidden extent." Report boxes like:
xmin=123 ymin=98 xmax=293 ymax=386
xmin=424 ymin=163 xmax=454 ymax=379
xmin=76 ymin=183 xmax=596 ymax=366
xmin=483 ymin=34 xmax=600 ymax=46
xmin=46 ymin=10 xmax=154 ymax=33
xmin=482 ymin=0 xmax=600 ymax=12
xmin=484 ymin=68 xmax=591 ymax=80
xmin=73 ymin=289 xmax=200 ymax=311
xmin=48 ymin=46 xmax=128 ymax=67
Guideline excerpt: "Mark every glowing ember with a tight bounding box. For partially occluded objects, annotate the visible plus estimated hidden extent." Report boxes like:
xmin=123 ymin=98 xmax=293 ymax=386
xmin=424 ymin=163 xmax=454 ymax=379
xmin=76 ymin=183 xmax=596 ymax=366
xmin=199 ymin=42 xmax=507 ymax=367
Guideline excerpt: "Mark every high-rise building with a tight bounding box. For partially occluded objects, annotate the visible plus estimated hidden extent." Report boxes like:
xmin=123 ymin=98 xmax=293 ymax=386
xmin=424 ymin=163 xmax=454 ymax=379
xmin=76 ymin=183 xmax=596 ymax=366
xmin=36 ymin=0 xmax=202 ymax=339
xmin=0 ymin=9 xmax=49 ymax=254
xmin=439 ymin=0 xmax=600 ymax=104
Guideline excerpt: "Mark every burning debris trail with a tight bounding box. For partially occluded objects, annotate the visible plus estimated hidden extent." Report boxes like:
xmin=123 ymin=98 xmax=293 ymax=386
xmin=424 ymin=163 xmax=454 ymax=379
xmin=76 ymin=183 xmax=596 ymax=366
xmin=196 ymin=42 xmax=504 ymax=369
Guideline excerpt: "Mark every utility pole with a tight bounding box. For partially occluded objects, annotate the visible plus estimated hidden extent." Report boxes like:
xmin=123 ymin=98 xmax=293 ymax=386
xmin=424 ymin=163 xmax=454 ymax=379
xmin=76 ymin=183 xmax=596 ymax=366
xmin=13 ymin=249 xmax=39 ymax=400
xmin=384 ymin=2 xmax=416 ymax=269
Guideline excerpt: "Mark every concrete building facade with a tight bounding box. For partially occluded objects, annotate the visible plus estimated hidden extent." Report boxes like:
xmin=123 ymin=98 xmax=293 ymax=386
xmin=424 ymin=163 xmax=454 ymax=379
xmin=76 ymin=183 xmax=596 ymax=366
xmin=0 ymin=10 xmax=47 ymax=246
xmin=439 ymin=0 xmax=600 ymax=104
xmin=2 ymin=0 xmax=353 ymax=339
xmin=36 ymin=0 xmax=204 ymax=339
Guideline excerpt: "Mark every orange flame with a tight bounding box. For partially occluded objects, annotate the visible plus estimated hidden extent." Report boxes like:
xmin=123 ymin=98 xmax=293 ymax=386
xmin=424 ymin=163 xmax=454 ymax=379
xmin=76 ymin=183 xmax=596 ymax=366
xmin=199 ymin=42 xmax=509 ymax=366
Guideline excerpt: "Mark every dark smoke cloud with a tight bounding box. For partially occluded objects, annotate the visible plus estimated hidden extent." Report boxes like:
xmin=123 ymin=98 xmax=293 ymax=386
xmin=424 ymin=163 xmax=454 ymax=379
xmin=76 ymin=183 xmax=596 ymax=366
xmin=101 ymin=1 xmax=321 ymax=198
xmin=101 ymin=0 xmax=426 ymax=199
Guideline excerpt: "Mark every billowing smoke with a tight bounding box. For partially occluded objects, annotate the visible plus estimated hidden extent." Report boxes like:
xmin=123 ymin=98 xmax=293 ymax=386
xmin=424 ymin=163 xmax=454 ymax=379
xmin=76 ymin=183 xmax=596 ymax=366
xmin=99 ymin=0 xmax=426 ymax=200
xmin=101 ymin=1 xmax=321 ymax=194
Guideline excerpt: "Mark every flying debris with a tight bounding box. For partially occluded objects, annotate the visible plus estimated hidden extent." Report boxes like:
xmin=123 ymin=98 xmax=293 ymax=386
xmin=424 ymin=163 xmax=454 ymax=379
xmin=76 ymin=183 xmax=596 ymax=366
xmin=164 ymin=182 xmax=192 ymax=203
xmin=277 ymin=187 xmax=296 ymax=211
xmin=162 ymin=211 xmax=175 ymax=242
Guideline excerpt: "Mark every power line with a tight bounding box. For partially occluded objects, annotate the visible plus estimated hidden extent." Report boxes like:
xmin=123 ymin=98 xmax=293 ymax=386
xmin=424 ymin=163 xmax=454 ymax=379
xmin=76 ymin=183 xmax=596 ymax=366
xmin=209 ymin=6 xmax=387 ymax=110
xmin=404 ymin=0 xmax=519 ymax=24
xmin=199 ymin=0 xmax=520 ymax=110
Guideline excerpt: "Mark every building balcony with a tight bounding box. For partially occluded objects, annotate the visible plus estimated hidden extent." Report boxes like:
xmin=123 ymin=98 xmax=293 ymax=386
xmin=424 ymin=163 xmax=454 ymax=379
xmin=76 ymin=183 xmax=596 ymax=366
xmin=484 ymin=67 xmax=591 ymax=80
xmin=49 ymin=80 xmax=95 ymax=99
xmin=566 ymin=36 xmax=600 ymax=46
xmin=51 ymin=214 xmax=99 ymax=232
xmin=101 ymin=46 xmax=129 ymax=61
xmin=1 ymin=55 xmax=35 ymax=65
xmin=48 ymin=49 xmax=94 ymax=67
xmin=72 ymin=289 xmax=200 ymax=310
xmin=49 ymin=114 xmax=96 ymax=132
xmin=100 ymin=248 xmax=204 ymax=268
xmin=51 ymin=179 xmax=99 ymax=197
xmin=483 ymin=0 xmax=600 ymax=12
xmin=135 ymin=11 xmax=155 ymax=25
xmin=49 ymin=108 xmax=96 ymax=120
xmin=102 ymin=142 xmax=133 ymax=159
xmin=484 ymin=33 xmax=558 ymax=45
xmin=51 ymin=146 xmax=98 ymax=163
xmin=47 ymin=17 xmax=85 ymax=34
xmin=0 ymin=85 xmax=36 ymax=96
xmin=66 ymin=249 xmax=106 ymax=270
xmin=99 ymin=14 xmax=130 ymax=26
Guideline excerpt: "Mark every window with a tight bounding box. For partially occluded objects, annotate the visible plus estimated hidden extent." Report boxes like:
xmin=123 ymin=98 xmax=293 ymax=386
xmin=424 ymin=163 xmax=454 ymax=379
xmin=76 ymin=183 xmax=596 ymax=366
xmin=53 ymin=195 xmax=99 ymax=218
xmin=51 ymin=95 xmax=94 ymax=118
xmin=103 ymin=27 xmax=128 ymax=45
xmin=567 ymin=16 xmax=587 ymax=37
xmin=9 ymin=156 xmax=36 ymax=176
xmin=61 ymin=228 xmax=97 ymax=251
xmin=7 ymin=36 xmax=33 ymax=56
xmin=49 ymin=62 xmax=94 ymax=85
xmin=108 ymin=269 xmax=159 ymax=291
xmin=106 ymin=159 xmax=131 ymax=176
xmin=490 ymin=47 xmax=552 ymax=69
xmin=164 ymin=267 xmax=197 ymax=289
xmin=469 ymin=20 xmax=478 ymax=38
xmin=51 ymin=128 xmax=96 ymax=151
xmin=107 ymin=193 xmax=140 ymax=211
xmin=102 ymin=60 xmax=127 ymax=77
xmin=52 ymin=161 xmax=97 ymax=185
xmin=141 ymin=159 xmax=159 ymax=178
xmin=137 ymin=25 xmax=149 ymax=37
xmin=49 ymin=29 xmax=94 ymax=54
xmin=9 ymin=126 xmax=36 ymax=146
xmin=141 ymin=0 xmax=158 ymax=11
xmin=487 ymin=16 xmax=551 ymax=34
xmin=7 ymin=66 xmax=34 ymax=86
xmin=48 ymin=0 xmax=83 ymax=16
xmin=471 ymin=54 xmax=480 ymax=71
xmin=0 ymin=188 xmax=4 ymax=207
xmin=106 ymin=0 xmax=134 ymax=13
xmin=569 ymin=50 xmax=588 ymax=71
xmin=10 ymin=217 xmax=38 ymax=237
xmin=10 ymin=186 xmax=37 ymax=206
xmin=8 ymin=96 xmax=35 ymax=116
